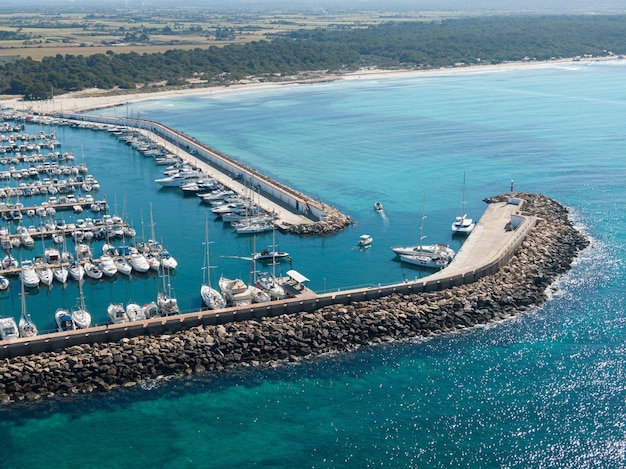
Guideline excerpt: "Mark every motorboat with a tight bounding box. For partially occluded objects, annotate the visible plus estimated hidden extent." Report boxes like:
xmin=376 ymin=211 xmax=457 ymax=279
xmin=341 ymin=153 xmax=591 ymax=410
xmin=374 ymin=202 xmax=383 ymax=212
xmin=154 ymin=170 xmax=204 ymax=187
xmin=219 ymin=276 xmax=253 ymax=306
xmin=55 ymin=308 xmax=76 ymax=332
xmin=0 ymin=316 xmax=19 ymax=340
xmin=158 ymin=250 xmax=177 ymax=270
xmin=2 ymin=253 xmax=18 ymax=270
xmin=253 ymin=248 xmax=290 ymax=262
xmin=114 ymin=257 xmax=132 ymax=276
xmin=107 ymin=303 xmax=128 ymax=324
xmin=20 ymin=259 xmax=40 ymax=288
xmin=99 ymin=255 xmax=118 ymax=277
xmin=254 ymin=271 xmax=285 ymax=300
xmin=233 ymin=219 xmax=273 ymax=234
xmin=129 ymin=249 xmax=150 ymax=273
xmin=83 ymin=262 xmax=103 ymax=280
xmin=358 ymin=234 xmax=373 ymax=247
xmin=126 ymin=302 xmax=147 ymax=321
xmin=146 ymin=252 xmax=161 ymax=272
xmin=249 ymin=284 xmax=272 ymax=303
xmin=142 ymin=301 xmax=160 ymax=319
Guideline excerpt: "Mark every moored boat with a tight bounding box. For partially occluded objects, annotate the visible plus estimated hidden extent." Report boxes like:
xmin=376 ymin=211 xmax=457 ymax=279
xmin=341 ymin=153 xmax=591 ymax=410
xmin=218 ymin=276 xmax=253 ymax=306
xmin=55 ymin=308 xmax=76 ymax=332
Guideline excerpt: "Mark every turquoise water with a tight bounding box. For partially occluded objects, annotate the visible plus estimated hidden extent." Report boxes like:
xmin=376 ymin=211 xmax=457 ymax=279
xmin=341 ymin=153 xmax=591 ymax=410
xmin=2 ymin=60 xmax=626 ymax=467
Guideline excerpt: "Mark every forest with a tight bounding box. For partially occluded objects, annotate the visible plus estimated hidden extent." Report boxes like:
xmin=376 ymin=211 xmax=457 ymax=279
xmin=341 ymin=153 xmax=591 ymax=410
xmin=1 ymin=15 xmax=625 ymax=100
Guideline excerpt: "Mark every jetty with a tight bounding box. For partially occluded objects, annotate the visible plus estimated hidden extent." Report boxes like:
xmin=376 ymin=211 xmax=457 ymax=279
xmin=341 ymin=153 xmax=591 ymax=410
xmin=53 ymin=113 xmax=352 ymax=235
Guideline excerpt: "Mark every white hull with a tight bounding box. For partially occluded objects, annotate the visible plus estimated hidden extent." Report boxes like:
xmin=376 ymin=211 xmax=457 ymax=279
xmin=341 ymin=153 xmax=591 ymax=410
xmin=219 ymin=276 xmax=253 ymax=306
xmin=201 ymin=285 xmax=227 ymax=310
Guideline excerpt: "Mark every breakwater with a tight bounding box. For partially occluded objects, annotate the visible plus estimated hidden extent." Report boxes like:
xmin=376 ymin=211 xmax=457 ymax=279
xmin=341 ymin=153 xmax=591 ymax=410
xmin=58 ymin=113 xmax=353 ymax=235
xmin=0 ymin=193 xmax=588 ymax=403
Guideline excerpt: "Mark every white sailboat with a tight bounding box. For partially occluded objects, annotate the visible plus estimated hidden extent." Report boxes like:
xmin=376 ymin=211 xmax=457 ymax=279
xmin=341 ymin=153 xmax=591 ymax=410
xmin=200 ymin=213 xmax=226 ymax=310
xmin=18 ymin=275 xmax=38 ymax=337
xmin=157 ymin=268 xmax=179 ymax=316
xmin=394 ymin=193 xmax=455 ymax=268
xmin=71 ymin=280 xmax=91 ymax=329
xmin=451 ymin=172 xmax=475 ymax=235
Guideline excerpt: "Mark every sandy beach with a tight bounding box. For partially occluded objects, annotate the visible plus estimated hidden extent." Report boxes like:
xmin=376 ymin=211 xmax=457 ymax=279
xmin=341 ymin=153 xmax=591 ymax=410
xmin=1 ymin=56 xmax=618 ymax=115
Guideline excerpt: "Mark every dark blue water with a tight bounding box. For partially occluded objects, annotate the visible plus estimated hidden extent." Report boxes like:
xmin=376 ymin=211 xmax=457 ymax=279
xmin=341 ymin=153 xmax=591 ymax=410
xmin=1 ymin=60 xmax=625 ymax=468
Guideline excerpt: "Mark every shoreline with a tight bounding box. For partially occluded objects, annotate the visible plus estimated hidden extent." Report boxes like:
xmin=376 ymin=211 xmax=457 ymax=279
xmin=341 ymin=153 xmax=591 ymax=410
xmin=1 ymin=55 xmax=620 ymax=115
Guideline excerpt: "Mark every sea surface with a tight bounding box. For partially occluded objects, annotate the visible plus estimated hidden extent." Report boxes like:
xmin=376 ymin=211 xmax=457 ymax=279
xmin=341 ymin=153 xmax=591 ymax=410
xmin=1 ymin=60 xmax=626 ymax=468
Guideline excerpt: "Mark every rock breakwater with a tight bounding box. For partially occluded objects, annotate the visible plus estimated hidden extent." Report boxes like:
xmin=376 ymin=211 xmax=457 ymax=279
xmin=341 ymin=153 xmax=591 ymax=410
xmin=0 ymin=193 xmax=588 ymax=403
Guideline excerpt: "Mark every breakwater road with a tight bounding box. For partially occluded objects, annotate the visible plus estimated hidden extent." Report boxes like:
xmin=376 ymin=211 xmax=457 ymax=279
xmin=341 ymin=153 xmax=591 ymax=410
xmin=0 ymin=193 xmax=589 ymax=403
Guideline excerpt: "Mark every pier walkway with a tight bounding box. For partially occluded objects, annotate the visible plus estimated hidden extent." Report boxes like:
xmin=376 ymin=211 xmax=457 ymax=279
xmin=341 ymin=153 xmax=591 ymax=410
xmin=0 ymin=196 xmax=536 ymax=358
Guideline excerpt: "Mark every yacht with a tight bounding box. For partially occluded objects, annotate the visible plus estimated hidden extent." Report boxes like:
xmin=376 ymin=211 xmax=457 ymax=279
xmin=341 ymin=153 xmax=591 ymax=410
xmin=20 ymin=259 xmax=40 ymax=288
xmin=107 ymin=303 xmax=128 ymax=324
xmin=0 ymin=316 xmax=19 ymax=340
xmin=218 ymin=276 xmax=253 ymax=306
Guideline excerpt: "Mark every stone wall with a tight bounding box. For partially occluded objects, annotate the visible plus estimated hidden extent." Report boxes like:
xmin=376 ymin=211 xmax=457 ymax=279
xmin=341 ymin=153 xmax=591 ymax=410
xmin=0 ymin=193 xmax=588 ymax=403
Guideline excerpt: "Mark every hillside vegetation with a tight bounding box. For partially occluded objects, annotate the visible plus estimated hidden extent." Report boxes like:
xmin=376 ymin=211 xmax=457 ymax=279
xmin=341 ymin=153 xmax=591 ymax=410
xmin=1 ymin=15 xmax=624 ymax=100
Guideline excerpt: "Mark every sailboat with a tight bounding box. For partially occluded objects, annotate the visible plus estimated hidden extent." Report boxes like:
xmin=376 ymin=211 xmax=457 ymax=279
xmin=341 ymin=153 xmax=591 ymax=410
xmin=18 ymin=275 xmax=38 ymax=338
xmin=393 ymin=193 xmax=455 ymax=268
xmin=71 ymin=280 xmax=91 ymax=329
xmin=200 ymin=213 xmax=226 ymax=310
xmin=451 ymin=172 xmax=475 ymax=234
xmin=157 ymin=267 xmax=179 ymax=316
xmin=248 ymin=237 xmax=271 ymax=303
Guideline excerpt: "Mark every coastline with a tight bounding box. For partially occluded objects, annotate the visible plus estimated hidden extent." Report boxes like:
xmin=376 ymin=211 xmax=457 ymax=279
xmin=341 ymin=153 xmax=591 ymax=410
xmin=1 ymin=55 xmax=619 ymax=115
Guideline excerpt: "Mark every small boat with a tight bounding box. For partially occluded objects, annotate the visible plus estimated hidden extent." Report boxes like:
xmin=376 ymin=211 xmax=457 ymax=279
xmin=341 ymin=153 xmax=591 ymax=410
xmin=107 ymin=303 xmax=128 ymax=324
xmin=358 ymin=234 xmax=373 ymax=247
xmin=392 ymin=193 xmax=455 ymax=263
xmin=249 ymin=284 xmax=272 ymax=303
xmin=200 ymin=215 xmax=226 ymax=310
xmin=129 ymin=250 xmax=150 ymax=273
xmin=0 ymin=316 xmax=19 ymax=340
xmin=18 ymin=275 xmax=37 ymax=337
xmin=83 ymin=262 xmax=103 ymax=280
xmin=158 ymin=250 xmax=178 ymax=270
xmin=2 ymin=253 xmax=18 ymax=270
xmin=99 ymin=255 xmax=118 ymax=277
xmin=114 ymin=257 xmax=132 ymax=276
xmin=142 ymin=301 xmax=160 ymax=319
xmin=399 ymin=253 xmax=451 ymax=269
xmin=126 ymin=302 xmax=147 ymax=322
xmin=68 ymin=260 xmax=85 ymax=281
xmin=157 ymin=291 xmax=179 ymax=316
xmin=55 ymin=308 xmax=76 ymax=332
xmin=254 ymin=271 xmax=285 ymax=300
xmin=0 ymin=275 xmax=9 ymax=291
xmin=146 ymin=252 xmax=161 ymax=271
xmin=52 ymin=264 xmax=69 ymax=284
xmin=71 ymin=281 xmax=91 ymax=329
xmin=219 ymin=276 xmax=253 ymax=306
xmin=20 ymin=259 xmax=40 ymax=288
xmin=451 ymin=172 xmax=475 ymax=235
xmin=253 ymin=228 xmax=289 ymax=262
xmin=374 ymin=202 xmax=383 ymax=212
